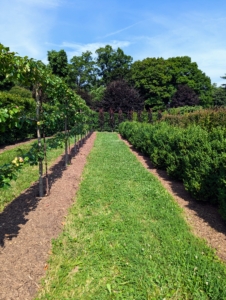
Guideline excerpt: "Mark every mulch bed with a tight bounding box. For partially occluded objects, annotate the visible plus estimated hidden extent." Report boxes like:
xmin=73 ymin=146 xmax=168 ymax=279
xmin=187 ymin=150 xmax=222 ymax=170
xmin=120 ymin=134 xmax=226 ymax=262
xmin=0 ymin=132 xmax=96 ymax=300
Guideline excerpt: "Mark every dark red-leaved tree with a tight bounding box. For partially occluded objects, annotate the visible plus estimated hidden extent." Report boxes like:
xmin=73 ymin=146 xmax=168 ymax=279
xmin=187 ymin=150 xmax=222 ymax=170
xmin=171 ymin=84 xmax=200 ymax=108
xmin=100 ymin=79 xmax=144 ymax=113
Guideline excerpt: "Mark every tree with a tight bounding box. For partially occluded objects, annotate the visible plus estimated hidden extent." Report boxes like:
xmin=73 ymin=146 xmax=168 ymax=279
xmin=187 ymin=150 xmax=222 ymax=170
xmin=95 ymin=45 xmax=133 ymax=86
xmin=130 ymin=56 xmax=212 ymax=110
xmin=100 ymin=79 xmax=143 ymax=112
xmin=76 ymin=89 xmax=93 ymax=108
xmin=47 ymin=50 xmax=68 ymax=78
xmin=68 ymin=51 xmax=97 ymax=91
xmin=171 ymin=84 xmax=200 ymax=107
xmin=212 ymin=83 xmax=226 ymax=106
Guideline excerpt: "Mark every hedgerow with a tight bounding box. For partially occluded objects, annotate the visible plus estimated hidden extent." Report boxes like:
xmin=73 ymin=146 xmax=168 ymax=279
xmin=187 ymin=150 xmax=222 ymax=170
xmin=119 ymin=121 xmax=226 ymax=220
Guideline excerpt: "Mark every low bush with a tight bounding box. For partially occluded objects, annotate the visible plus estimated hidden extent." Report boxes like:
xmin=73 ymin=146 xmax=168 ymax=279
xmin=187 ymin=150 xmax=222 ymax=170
xmin=119 ymin=121 xmax=226 ymax=220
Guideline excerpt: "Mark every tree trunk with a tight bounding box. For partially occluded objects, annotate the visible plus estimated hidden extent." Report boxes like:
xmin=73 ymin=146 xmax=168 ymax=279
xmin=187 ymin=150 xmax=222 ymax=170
xmin=64 ymin=116 xmax=68 ymax=167
xmin=43 ymin=130 xmax=49 ymax=195
xmin=36 ymin=84 xmax=44 ymax=197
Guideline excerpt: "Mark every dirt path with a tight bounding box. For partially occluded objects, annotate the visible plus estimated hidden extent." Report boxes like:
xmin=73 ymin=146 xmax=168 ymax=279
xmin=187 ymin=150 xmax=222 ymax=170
xmin=0 ymin=132 xmax=96 ymax=300
xmin=120 ymin=135 xmax=226 ymax=263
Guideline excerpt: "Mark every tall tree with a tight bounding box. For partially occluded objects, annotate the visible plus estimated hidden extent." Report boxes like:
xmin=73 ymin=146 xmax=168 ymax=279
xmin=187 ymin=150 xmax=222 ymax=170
xmin=171 ymin=84 xmax=200 ymax=107
xmin=47 ymin=49 xmax=68 ymax=78
xmin=95 ymin=45 xmax=133 ymax=85
xmin=130 ymin=56 xmax=212 ymax=110
xmin=212 ymin=83 xmax=226 ymax=106
xmin=68 ymin=51 xmax=96 ymax=90
xmin=100 ymin=79 xmax=143 ymax=112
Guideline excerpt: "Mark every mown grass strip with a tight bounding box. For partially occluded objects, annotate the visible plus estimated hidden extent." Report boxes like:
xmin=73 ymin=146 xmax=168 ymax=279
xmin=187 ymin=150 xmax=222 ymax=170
xmin=36 ymin=132 xmax=226 ymax=300
xmin=0 ymin=137 xmax=76 ymax=212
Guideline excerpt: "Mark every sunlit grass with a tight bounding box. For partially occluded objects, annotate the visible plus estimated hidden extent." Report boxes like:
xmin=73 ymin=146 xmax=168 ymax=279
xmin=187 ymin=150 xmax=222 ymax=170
xmin=36 ymin=132 xmax=226 ymax=299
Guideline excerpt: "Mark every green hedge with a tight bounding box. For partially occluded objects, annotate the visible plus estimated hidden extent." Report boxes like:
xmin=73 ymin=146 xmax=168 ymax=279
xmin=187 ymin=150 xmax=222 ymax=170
xmin=119 ymin=121 xmax=226 ymax=220
xmin=162 ymin=108 xmax=226 ymax=131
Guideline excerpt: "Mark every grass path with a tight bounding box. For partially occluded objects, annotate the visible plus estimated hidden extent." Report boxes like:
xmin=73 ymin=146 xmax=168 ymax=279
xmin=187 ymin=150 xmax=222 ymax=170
xmin=36 ymin=132 xmax=226 ymax=299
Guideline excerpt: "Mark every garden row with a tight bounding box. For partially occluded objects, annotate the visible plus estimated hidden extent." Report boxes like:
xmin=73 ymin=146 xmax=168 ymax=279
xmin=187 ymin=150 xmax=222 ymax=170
xmin=0 ymin=43 xmax=93 ymax=197
xmin=119 ymin=121 xmax=226 ymax=220
xmin=36 ymin=133 xmax=226 ymax=299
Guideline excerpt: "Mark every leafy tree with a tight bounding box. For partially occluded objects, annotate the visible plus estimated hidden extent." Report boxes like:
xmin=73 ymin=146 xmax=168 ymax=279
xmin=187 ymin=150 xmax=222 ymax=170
xmin=212 ymin=84 xmax=226 ymax=106
xmin=75 ymin=89 xmax=93 ymax=108
xmin=130 ymin=56 xmax=212 ymax=110
xmin=170 ymin=84 xmax=199 ymax=107
xmin=89 ymin=85 xmax=106 ymax=109
xmin=100 ymin=79 xmax=143 ymax=112
xmin=95 ymin=45 xmax=133 ymax=85
xmin=47 ymin=49 xmax=68 ymax=78
xmin=69 ymin=51 xmax=97 ymax=91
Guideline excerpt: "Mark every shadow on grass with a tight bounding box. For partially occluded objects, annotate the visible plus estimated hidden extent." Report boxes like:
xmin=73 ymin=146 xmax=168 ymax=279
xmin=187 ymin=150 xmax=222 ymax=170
xmin=0 ymin=135 xmax=90 ymax=247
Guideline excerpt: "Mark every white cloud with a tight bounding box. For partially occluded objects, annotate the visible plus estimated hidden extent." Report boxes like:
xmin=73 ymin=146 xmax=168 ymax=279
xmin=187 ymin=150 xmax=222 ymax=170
xmin=101 ymin=21 xmax=144 ymax=39
xmin=59 ymin=41 xmax=131 ymax=59
xmin=0 ymin=0 xmax=60 ymax=59
xmin=126 ymin=12 xmax=226 ymax=85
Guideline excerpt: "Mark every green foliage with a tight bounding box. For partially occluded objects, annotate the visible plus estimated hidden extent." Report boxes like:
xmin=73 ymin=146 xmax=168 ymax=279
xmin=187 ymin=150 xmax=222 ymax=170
xmin=130 ymin=56 xmax=212 ymax=110
xmin=95 ymin=45 xmax=133 ymax=85
xmin=9 ymin=85 xmax=32 ymax=98
xmin=90 ymin=85 xmax=105 ymax=103
xmin=47 ymin=49 xmax=69 ymax=78
xmin=212 ymin=84 xmax=226 ymax=106
xmin=119 ymin=121 xmax=226 ymax=220
xmin=69 ymin=51 xmax=97 ymax=90
xmin=36 ymin=133 xmax=226 ymax=299
xmin=0 ymin=91 xmax=36 ymax=144
xmin=0 ymin=74 xmax=14 ymax=91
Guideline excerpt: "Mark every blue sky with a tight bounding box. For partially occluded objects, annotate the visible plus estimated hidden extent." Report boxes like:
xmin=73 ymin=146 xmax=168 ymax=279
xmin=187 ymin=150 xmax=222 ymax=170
xmin=1 ymin=0 xmax=226 ymax=86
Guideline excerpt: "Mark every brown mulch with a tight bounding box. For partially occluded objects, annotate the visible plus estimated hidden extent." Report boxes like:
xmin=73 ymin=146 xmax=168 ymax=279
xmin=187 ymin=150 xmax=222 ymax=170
xmin=0 ymin=132 xmax=96 ymax=300
xmin=119 ymin=135 xmax=226 ymax=263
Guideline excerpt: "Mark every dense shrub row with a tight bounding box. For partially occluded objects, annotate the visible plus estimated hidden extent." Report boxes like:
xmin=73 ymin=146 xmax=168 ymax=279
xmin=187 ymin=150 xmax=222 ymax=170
xmin=162 ymin=107 xmax=226 ymax=131
xmin=119 ymin=121 xmax=226 ymax=220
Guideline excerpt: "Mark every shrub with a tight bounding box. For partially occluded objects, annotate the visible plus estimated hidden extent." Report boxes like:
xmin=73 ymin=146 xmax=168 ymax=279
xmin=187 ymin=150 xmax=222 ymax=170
xmin=119 ymin=121 xmax=226 ymax=220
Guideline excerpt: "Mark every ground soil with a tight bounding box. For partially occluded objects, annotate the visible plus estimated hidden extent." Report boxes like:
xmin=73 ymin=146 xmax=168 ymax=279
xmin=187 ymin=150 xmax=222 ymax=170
xmin=0 ymin=132 xmax=96 ymax=300
xmin=120 ymin=135 xmax=226 ymax=262
xmin=1 ymin=132 xmax=226 ymax=299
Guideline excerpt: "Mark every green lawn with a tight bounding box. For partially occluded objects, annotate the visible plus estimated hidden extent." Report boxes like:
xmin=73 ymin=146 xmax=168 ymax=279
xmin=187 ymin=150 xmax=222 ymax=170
xmin=35 ymin=132 xmax=226 ymax=299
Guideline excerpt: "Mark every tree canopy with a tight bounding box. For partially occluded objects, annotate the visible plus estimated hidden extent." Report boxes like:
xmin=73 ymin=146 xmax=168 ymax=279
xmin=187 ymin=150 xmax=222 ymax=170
xmin=47 ymin=50 xmax=68 ymax=78
xmin=95 ymin=45 xmax=133 ymax=85
xmin=69 ymin=51 xmax=97 ymax=90
xmin=100 ymin=79 xmax=143 ymax=112
xmin=130 ymin=56 xmax=212 ymax=110
xmin=171 ymin=84 xmax=200 ymax=107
